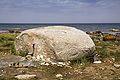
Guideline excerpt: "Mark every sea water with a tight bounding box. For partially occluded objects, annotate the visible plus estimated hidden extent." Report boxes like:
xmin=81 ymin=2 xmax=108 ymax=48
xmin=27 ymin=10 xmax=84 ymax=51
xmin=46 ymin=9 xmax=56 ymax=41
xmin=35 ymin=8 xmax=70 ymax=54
xmin=0 ymin=23 xmax=120 ymax=33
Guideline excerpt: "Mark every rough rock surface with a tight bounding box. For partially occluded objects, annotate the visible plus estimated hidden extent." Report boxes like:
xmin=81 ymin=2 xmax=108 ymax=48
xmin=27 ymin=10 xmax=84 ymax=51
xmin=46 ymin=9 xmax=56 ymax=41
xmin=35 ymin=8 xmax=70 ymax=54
xmin=0 ymin=56 xmax=25 ymax=68
xmin=15 ymin=74 xmax=36 ymax=79
xmin=15 ymin=26 xmax=95 ymax=62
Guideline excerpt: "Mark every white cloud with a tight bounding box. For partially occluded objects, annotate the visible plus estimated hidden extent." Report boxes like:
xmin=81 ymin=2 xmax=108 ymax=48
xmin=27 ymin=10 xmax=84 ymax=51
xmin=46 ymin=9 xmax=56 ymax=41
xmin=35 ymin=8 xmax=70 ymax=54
xmin=0 ymin=0 xmax=120 ymax=23
xmin=96 ymin=0 xmax=120 ymax=8
xmin=0 ymin=0 xmax=91 ymax=9
xmin=0 ymin=0 xmax=119 ymax=9
xmin=48 ymin=0 xmax=90 ymax=8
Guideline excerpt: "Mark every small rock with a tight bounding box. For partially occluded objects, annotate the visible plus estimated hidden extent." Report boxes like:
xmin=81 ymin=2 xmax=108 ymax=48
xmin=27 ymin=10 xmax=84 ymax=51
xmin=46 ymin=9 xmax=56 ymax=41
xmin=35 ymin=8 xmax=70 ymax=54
xmin=86 ymin=32 xmax=92 ymax=35
xmin=44 ymin=63 xmax=49 ymax=66
xmin=58 ymin=65 xmax=63 ymax=67
xmin=93 ymin=61 xmax=102 ymax=64
xmin=58 ymin=62 xmax=65 ymax=65
xmin=57 ymin=64 xmax=63 ymax=67
xmin=28 ymin=52 xmax=33 ymax=55
xmin=112 ymin=58 xmax=115 ymax=61
xmin=80 ymin=72 xmax=83 ymax=74
xmin=57 ymin=62 xmax=65 ymax=67
xmin=56 ymin=74 xmax=63 ymax=78
xmin=20 ymin=57 xmax=26 ymax=61
xmin=51 ymin=62 xmax=57 ymax=65
xmin=93 ymin=55 xmax=102 ymax=64
xmin=114 ymin=64 xmax=120 ymax=68
xmin=37 ymin=55 xmax=40 ymax=60
xmin=40 ymin=62 xmax=45 ymax=65
xmin=15 ymin=31 xmax=21 ymax=33
xmin=26 ymin=55 xmax=32 ymax=60
xmin=32 ymin=56 xmax=36 ymax=59
xmin=40 ymin=62 xmax=49 ymax=66
xmin=7 ymin=30 xmax=14 ymax=33
xmin=94 ymin=30 xmax=102 ymax=34
xmin=103 ymin=33 xmax=110 ymax=36
xmin=15 ymin=74 xmax=36 ymax=79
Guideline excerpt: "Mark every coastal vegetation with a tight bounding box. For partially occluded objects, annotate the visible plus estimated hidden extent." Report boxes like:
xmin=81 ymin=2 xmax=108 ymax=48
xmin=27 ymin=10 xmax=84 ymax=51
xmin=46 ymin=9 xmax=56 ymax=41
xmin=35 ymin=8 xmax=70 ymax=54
xmin=0 ymin=32 xmax=120 ymax=80
xmin=0 ymin=33 xmax=18 ymax=56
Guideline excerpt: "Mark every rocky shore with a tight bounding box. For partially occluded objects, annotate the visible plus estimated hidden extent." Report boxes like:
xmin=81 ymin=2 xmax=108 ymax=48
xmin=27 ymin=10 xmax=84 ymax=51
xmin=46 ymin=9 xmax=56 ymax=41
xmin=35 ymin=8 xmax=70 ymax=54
xmin=0 ymin=30 xmax=120 ymax=80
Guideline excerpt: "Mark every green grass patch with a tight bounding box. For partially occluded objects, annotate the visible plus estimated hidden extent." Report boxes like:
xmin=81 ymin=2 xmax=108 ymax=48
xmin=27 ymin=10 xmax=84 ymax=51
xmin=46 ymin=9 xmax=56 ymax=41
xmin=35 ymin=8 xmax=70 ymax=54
xmin=95 ymin=44 xmax=111 ymax=58
xmin=0 ymin=33 xmax=18 ymax=42
xmin=70 ymin=56 xmax=93 ymax=68
xmin=0 ymin=48 xmax=10 ymax=52
xmin=108 ymin=47 xmax=116 ymax=50
xmin=0 ymin=33 xmax=18 ymax=54
xmin=94 ymin=40 xmax=120 ymax=61
xmin=19 ymin=50 xmax=28 ymax=57
xmin=110 ymin=52 xmax=120 ymax=61
xmin=10 ymin=42 xmax=16 ymax=55
xmin=0 ymin=33 xmax=29 ymax=56
xmin=3 ymin=42 xmax=13 ymax=47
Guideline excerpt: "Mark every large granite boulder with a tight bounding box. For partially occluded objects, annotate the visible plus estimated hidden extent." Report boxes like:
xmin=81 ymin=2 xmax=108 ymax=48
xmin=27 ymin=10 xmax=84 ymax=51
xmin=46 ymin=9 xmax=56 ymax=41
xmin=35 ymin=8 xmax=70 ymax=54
xmin=15 ymin=26 xmax=95 ymax=62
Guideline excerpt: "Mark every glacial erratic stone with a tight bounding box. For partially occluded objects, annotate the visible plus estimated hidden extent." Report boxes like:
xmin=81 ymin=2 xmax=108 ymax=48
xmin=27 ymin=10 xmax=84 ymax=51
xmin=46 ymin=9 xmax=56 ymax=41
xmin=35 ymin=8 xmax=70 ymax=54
xmin=15 ymin=26 xmax=95 ymax=62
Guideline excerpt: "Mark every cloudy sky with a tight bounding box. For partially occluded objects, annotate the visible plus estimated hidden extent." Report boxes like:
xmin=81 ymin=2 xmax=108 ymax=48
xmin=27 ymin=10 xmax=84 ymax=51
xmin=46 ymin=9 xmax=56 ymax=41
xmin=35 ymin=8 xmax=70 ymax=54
xmin=0 ymin=0 xmax=120 ymax=23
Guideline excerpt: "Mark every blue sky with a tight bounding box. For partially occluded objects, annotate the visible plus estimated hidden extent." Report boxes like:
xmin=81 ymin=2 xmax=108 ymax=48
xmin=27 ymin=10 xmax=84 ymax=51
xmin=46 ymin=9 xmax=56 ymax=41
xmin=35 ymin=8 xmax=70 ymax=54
xmin=0 ymin=0 xmax=120 ymax=23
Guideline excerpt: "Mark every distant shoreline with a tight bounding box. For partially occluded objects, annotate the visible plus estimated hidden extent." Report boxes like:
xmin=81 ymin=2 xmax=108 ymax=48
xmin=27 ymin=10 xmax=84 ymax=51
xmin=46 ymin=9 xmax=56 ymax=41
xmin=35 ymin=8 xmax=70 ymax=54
xmin=0 ymin=23 xmax=120 ymax=25
xmin=0 ymin=23 xmax=120 ymax=34
xmin=0 ymin=30 xmax=119 ymax=34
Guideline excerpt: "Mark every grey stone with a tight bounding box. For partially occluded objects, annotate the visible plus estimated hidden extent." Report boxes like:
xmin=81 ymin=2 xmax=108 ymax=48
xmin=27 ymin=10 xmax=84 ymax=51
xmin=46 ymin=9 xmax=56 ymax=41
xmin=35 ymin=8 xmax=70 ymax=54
xmin=114 ymin=64 xmax=120 ymax=68
xmin=0 ymin=56 xmax=41 ymax=68
xmin=93 ymin=55 xmax=102 ymax=63
xmin=0 ymin=56 xmax=24 ymax=68
xmin=15 ymin=74 xmax=36 ymax=79
xmin=15 ymin=26 xmax=95 ymax=62
xmin=56 ymin=74 xmax=63 ymax=78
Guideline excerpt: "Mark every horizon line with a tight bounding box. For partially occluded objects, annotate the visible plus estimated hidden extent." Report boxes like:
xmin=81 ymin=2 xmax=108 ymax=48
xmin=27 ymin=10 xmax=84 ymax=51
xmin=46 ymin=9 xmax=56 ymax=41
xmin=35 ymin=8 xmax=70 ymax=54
xmin=0 ymin=22 xmax=120 ymax=24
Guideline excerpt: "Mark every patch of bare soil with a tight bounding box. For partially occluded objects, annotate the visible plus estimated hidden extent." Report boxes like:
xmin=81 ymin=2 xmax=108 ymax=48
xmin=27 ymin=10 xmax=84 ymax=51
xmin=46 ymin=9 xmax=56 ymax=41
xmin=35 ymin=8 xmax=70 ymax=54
xmin=0 ymin=60 xmax=120 ymax=80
